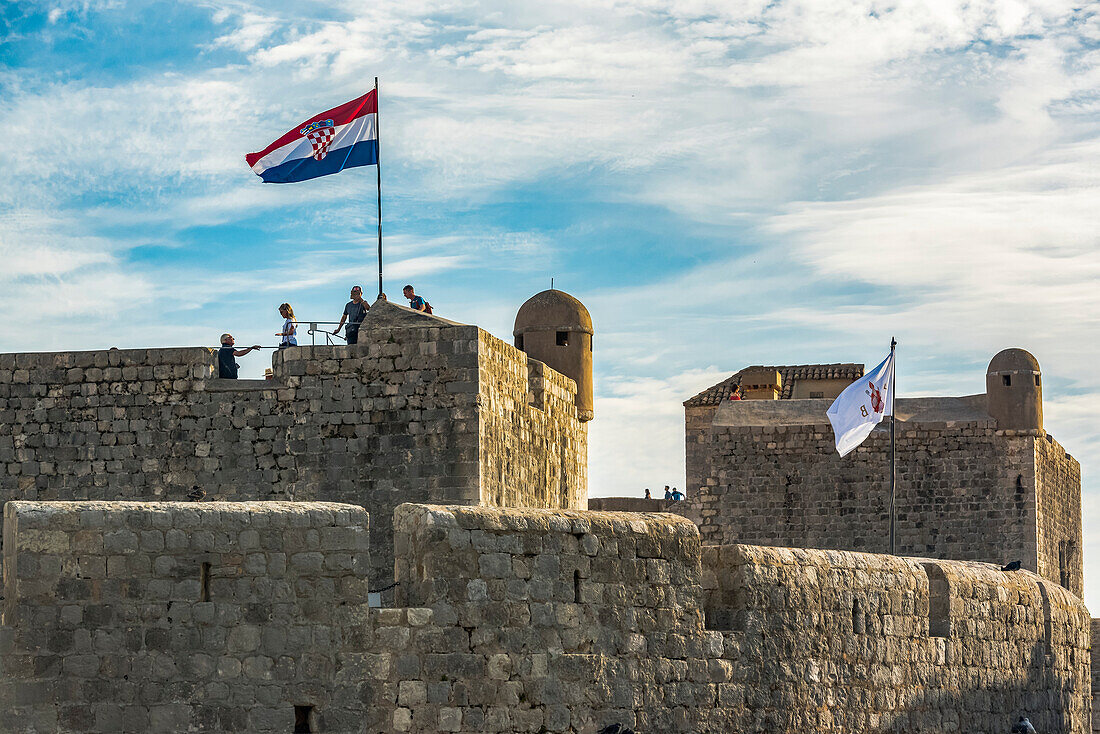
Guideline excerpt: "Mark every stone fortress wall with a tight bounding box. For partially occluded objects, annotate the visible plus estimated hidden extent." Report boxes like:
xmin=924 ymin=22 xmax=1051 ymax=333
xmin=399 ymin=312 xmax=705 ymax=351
xmin=680 ymin=383 xmax=1083 ymax=599
xmin=0 ymin=501 xmax=371 ymax=733
xmin=0 ymin=501 xmax=1089 ymax=733
xmin=0 ymin=301 xmax=587 ymax=589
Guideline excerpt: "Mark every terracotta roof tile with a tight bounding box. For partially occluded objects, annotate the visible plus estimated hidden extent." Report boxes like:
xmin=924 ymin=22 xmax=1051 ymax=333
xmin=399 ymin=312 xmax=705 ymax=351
xmin=684 ymin=363 xmax=865 ymax=406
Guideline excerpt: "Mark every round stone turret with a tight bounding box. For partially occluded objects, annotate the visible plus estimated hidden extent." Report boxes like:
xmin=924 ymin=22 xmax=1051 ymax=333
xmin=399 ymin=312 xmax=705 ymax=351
xmin=986 ymin=348 xmax=1043 ymax=431
xmin=514 ymin=289 xmax=594 ymax=421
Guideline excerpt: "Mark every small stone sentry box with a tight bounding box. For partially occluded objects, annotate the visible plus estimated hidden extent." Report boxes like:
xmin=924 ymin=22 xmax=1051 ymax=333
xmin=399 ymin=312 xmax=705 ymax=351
xmin=513 ymin=289 xmax=594 ymax=421
xmin=986 ymin=347 xmax=1043 ymax=431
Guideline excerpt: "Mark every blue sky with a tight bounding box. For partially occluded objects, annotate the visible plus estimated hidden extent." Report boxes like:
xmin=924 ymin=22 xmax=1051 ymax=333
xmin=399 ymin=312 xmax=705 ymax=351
xmin=3 ymin=0 xmax=1100 ymax=604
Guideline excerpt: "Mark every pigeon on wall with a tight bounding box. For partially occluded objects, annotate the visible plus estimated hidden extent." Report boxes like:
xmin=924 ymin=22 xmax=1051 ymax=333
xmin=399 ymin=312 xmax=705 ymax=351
xmin=1011 ymin=716 xmax=1037 ymax=733
xmin=1001 ymin=561 xmax=1022 ymax=572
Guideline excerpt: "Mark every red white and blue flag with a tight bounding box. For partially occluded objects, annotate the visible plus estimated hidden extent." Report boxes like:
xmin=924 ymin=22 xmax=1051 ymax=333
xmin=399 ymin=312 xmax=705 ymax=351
xmin=246 ymin=90 xmax=378 ymax=184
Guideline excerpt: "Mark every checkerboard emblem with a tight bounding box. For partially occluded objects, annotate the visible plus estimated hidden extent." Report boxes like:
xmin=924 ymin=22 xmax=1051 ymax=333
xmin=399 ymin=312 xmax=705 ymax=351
xmin=300 ymin=118 xmax=336 ymax=161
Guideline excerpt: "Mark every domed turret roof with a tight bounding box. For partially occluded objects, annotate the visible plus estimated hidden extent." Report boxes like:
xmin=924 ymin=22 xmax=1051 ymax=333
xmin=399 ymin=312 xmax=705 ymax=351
xmin=514 ymin=289 xmax=592 ymax=334
xmin=987 ymin=348 xmax=1040 ymax=374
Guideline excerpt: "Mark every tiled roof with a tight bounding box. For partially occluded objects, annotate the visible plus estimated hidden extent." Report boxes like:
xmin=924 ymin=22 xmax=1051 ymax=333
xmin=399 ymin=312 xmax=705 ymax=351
xmin=684 ymin=363 xmax=865 ymax=406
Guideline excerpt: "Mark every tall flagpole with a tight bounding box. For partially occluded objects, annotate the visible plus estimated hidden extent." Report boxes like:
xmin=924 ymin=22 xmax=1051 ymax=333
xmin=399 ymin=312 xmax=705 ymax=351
xmin=375 ymin=77 xmax=383 ymax=299
xmin=889 ymin=336 xmax=897 ymax=555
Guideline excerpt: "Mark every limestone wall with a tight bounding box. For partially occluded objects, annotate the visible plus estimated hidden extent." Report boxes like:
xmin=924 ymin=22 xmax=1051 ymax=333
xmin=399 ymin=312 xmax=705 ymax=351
xmin=683 ymin=404 xmax=716 ymax=511
xmin=0 ymin=501 xmax=372 ymax=733
xmin=702 ymin=544 xmax=1090 ymax=733
xmin=0 ymin=313 xmax=586 ymax=589
xmin=680 ymin=415 xmax=1083 ymax=594
xmin=0 ymin=501 xmax=1089 ymax=733
xmin=475 ymin=331 xmax=587 ymax=511
xmin=1092 ymin=618 xmax=1100 ymax=733
xmin=1035 ymin=434 xmax=1084 ymax=596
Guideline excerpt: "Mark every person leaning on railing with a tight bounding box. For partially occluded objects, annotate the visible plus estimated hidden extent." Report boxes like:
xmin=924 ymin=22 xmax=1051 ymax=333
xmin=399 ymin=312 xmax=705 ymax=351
xmin=218 ymin=334 xmax=261 ymax=379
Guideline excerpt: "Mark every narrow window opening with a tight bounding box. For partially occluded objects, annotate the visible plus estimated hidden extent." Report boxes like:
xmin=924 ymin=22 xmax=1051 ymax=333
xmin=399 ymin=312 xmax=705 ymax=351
xmin=515 ymin=334 xmax=524 ymax=350
xmin=1002 ymin=374 xmax=1011 ymax=387
xmin=1038 ymin=583 xmax=1054 ymax=656
xmin=924 ymin=563 xmax=950 ymax=638
xmin=851 ymin=598 xmax=864 ymax=634
xmin=556 ymin=331 xmax=569 ymax=346
xmin=573 ymin=570 xmax=582 ymax=603
xmin=294 ymin=705 xmax=314 ymax=733
xmin=1035 ymin=375 xmax=1040 ymax=386
xmin=199 ymin=562 xmax=211 ymax=602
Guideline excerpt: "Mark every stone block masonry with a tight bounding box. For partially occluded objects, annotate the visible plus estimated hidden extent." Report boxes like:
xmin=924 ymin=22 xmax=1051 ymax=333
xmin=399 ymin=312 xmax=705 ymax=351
xmin=680 ymin=404 xmax=1084 ymax=597
xmin=0 ymin=301 xmax=587 ymax=590
xmin=0 ymin=501 xmax=372 ymax=733
xmin=0 ymin=501 xmax=1089 ymax=732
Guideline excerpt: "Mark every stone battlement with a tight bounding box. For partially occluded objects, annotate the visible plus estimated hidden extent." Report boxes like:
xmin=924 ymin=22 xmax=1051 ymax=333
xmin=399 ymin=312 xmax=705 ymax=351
xmin=2 ymin=501 xmax=1086 ymax=733
xmin=683 ymin=393 xmax=1083 ymax=597
xmin=0 ymin=302 xmax=588 ymax=591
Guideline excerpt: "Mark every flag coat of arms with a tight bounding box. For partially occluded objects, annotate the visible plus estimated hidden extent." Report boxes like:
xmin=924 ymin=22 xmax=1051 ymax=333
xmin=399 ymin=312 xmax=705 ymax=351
xmin=826 ymin=351 xmax=894 ymax=457
xmin=246 ymin=90 xmax=378 ymax=184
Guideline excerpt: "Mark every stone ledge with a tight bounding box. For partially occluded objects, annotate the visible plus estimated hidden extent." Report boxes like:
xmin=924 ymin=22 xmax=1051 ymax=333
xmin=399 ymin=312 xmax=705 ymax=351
xmin=203 ymin=378 xmax=283 ymax=392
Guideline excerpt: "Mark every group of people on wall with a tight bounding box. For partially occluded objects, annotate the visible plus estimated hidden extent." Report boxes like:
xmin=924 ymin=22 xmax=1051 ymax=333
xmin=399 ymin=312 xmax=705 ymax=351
xmin=644 ymin=486 xmax=684 ymax=501
xmin=217 ymin=284 xmax=431 ymax=379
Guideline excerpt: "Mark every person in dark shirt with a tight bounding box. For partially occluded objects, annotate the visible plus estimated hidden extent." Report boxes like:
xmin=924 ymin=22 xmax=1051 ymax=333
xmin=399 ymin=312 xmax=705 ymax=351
xmin=218 ymin=333 xmax=260 ymax=379
xmin=333 ymin=285 xmax=369 ymax=344
xmin=663 ymin=486 xmax=672 ymax=500
xmin=671 ymin=488 xmax=684 ymax=501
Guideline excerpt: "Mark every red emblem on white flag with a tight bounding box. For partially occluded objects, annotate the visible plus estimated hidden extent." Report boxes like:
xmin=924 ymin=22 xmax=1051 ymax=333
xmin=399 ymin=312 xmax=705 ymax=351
xmin=866 ymin=381 xmax=885 ymax=414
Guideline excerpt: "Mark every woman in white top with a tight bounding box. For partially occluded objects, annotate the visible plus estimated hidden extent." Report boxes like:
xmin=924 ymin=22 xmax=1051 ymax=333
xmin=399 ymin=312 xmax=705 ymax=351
xmin=277 ymin=303 xmax=297 ymax=348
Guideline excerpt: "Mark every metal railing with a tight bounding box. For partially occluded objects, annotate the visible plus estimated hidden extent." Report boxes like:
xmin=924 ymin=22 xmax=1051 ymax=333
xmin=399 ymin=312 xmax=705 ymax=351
xmin=305 ymin=321 xmax=349 ymax=346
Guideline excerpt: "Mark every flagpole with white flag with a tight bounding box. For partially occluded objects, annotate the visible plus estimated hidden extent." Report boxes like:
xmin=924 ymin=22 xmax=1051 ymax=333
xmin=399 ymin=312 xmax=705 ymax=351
xmin=826 ymin=341 xmax=897 ymax=552
xmin=889 ymin=337 xmax=897 ymax=555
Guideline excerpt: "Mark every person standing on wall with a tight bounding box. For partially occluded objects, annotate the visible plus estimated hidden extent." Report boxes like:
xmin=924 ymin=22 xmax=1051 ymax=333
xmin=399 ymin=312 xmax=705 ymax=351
xmin=276 ymin=303 xmax=297 ymax=348
xmin=333 ymin=285 xmax=369 ymax=344
xmin=403 ymin=284 xmax=431 ymax=314
xmin=217 ymin=334 xmax=261 ymax=379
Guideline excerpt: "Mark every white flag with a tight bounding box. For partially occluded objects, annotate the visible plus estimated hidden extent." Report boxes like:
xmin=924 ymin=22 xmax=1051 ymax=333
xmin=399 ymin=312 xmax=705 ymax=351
xmin=826 ymin=351 xmax=894 ymax=457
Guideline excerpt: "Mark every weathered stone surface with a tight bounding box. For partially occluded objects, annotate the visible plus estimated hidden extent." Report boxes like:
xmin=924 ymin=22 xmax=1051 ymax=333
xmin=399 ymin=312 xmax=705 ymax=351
xmin=0 ymin=501 xmax=1091 ymax=732
xmin=680 ymin=403 xmax=1083 ymax=598
xmin=0 ymin=501 xmax=371 ymax=733
xmin=0 ymin=318 xmax=586 ymax=592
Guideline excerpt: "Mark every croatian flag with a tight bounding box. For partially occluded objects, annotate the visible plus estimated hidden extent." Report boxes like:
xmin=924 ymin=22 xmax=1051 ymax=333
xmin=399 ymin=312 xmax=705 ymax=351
xmin=245 ymin=90 xmax=378 ymax=184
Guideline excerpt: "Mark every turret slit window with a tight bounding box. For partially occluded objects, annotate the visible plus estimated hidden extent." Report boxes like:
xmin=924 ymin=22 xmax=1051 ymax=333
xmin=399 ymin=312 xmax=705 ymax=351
xmin=1003 ymin=375 xmax=1011 ymax=386
xmin=923 ymin=563 xmax=950 ymax=639
xmin=294 ymin=705 xmax=314 ymax=733
xmin=1035 ymin=375 xmax=1040 ymax=386
xmin=556 ymin=331 xmax=569 ymax=346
